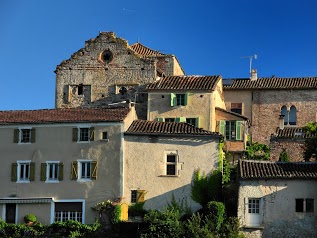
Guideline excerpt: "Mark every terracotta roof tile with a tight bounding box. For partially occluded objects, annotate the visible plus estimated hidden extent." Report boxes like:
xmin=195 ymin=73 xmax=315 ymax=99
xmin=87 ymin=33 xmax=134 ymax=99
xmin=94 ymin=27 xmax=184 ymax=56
xmin=130 ymin=43 xmax=166 ymax=57
xmin=0 ymin=108 xmax=130 ymax=125
xmin=147 ymin=75 xmax=221 ymax=91
xmin=273 ymin=127 xmax=314 ymax=139
xmin=239 ymin=160 xmax=317 ymax=179
xmin=224 ymin=77 xmax=317 ymax=90
xmin=125 ymin=120 xmax=221 ymax=137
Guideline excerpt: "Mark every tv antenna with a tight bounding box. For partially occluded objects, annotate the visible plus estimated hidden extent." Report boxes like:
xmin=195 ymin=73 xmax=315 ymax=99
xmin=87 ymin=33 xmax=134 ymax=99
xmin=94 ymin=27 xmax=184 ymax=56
xmin=241 ymin=54 xmax=257 ymax=76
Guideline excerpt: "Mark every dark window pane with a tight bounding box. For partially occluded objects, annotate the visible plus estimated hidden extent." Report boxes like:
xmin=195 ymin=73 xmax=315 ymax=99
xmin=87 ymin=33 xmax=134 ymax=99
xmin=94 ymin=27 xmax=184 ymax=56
xmin=306 ymin=199 xmax=314 ymax=213
xmin=296 ymin=199 xmax=304 ymax=212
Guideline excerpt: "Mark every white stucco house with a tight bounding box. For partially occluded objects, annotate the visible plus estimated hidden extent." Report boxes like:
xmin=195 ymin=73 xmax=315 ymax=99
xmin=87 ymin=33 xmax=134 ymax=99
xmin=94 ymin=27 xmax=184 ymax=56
xmin=238 ymin=160 xmax=317 ymax=238
xmin=123 ymin=120 xmax=222 ymax=212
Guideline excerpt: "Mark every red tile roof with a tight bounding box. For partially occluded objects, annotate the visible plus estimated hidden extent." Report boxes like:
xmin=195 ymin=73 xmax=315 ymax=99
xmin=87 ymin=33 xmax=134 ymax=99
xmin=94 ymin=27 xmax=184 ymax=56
xmin=0 ymin=108 xmax=130 ymax=125
xmin=224 ymin=77 xmax=317 ymax=90
xmin=239 ymin=160 xmax=317 ymax=180
xmin=147 ymin=75 xmax=221 ymax=91
xmin=130 ymin=43 xmax=166 ymax=57
xmin=125 ymin=120 xmax=221 ymax=137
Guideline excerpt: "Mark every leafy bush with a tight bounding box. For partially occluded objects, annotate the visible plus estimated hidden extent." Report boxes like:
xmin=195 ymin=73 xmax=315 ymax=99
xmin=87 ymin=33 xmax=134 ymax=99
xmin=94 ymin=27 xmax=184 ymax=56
xmin=206 ymin=201 xmax=225 ymax=231
xmin=191 ymin=169 xmax=222 ymax=207
xmin=166 ymin=194 xmax=192 ymax=218
xmin=129 ymin=202 xmax=147 ymax=217
xmin=140 ymin=209 xmax=183 ymax=238
xmin=184 ymin=213 xmax=214 ymax=238
xmin=24 ymin=214 xmax=37 ymax=224
xmin=219 ymin=217 xmax=246 ymax=238
xmin=279 ymin=149 xmax=289 ymax=162
xmin=245 ymin=142 xmax=270 ymax=160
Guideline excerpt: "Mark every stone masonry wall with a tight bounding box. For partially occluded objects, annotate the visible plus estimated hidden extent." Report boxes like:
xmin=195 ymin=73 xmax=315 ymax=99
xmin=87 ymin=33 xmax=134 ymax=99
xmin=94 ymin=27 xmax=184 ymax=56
xmin=269 ymin=140 xmax=305 ymax=162
xmin=55 ymin=32 xmax=178 ymax=119
xmin=251 ymin=89 xmax=317 ymax=145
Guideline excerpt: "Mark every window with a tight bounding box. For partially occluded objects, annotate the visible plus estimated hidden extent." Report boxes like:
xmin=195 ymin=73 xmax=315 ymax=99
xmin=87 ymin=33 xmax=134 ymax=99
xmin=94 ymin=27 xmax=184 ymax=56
xmin=41 ymin=162 xmax=63 ymax=182
xmin=165 ymin=118 xmax=175 ymax=123
xmin=73 ymin=127 xmax=94 ymax=142
xmin=280 ymin=105 xmax=297 ymax=126
xmin=186 ymin=118 xmax=199 ymax=127
xmin=231 ymin=103 xmax=242 ymax=114
xmin=248 ymin=199 xmax=260 ymax=214
xmin=166 ymin=154 xmax=177 ymax=175
xmin=131 ymin=190 xmax=146 ymax=203
xmin=296 ymin=198 xmax=314 ymax=213
xmin=11 ymin=161 xmax=35 ymax=182
xmin=54 ymin=202 xmax=83 ymax=223
xmin=14 ymin=128 xmax=35 ymax=144
xmin=171 ymin=93 xmax=188 ymax=106
xmin=219 ymin=120 xmax=242 ymax=141
xmin=102 ymin=132 xmax=108 ymax=140
xmin=71 ymin=160 xmax=98 ymax=181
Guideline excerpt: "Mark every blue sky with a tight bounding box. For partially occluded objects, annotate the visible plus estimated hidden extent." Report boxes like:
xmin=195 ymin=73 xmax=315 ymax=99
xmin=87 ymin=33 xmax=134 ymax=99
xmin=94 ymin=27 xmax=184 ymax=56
xmin=0 ymin=0 xmax=316 ymax=110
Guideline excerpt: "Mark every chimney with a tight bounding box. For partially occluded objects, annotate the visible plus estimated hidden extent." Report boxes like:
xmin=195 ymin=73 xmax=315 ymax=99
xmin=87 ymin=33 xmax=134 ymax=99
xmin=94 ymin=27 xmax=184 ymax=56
xmin=279 ymin=115 xmax=285 ymax=130
xmin=250 ymin=69 xmax=257 ymax=81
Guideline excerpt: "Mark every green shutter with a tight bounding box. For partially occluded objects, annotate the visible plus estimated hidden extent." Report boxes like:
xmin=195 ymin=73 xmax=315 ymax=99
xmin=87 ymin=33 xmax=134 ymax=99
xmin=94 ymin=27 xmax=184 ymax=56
xmin=72 ymin=128 xmax=78 ymax=142
xmin=219 ymin=120 xmax=226 ymax=135
xmin=195 ymin=117 xmax=200 ymax=127
xmin=11 ymin=163 xmax=18 ymax=182
xmin=71 ymin=161 xmax=78 ymax=180
xmin=170 ymin=93 xmax=176 ymax=106
xmin=30 ymin=129 xmax=36 ymax=143
xmin=90 ymin=127 xmax=95 ymax=141
xmin=157 ymin=118 xmax=165 ymax=122
xmin=14 ymin=129 xmax=19 ymax=143
xmin=40 ymin=163 xmax=46 ymax=181
xmin=91 ymin=161 xmax=98 ymax=180
xmin=184 ymin=93 xmax=188 ymax=106
xmin=58 ymin=163 xmax=64 ymax=181
xmin=236 ymin=121 xmax=242 ymax=141
xmin=30 ymin=162 xmax=35 ymax=181
xmin=176 ymin=117 xmax=186 ymax=122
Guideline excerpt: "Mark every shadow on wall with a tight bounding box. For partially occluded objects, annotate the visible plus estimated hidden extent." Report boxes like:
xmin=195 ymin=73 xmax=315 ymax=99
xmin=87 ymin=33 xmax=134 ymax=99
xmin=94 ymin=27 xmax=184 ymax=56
xmin=140 ymin=183 xmax=201 ymax=213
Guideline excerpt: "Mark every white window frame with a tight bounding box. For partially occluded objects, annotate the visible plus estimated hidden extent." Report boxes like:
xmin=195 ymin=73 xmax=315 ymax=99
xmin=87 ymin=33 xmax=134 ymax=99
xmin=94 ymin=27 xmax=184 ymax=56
xmin=52 ymin=199 xmax=85 ymax=224
xmin=78 ymin=127 xmax=90 ymax=142
xmin=78 ymin=159 xmax=92 ymax=182
xmin=46 ymin=161 xmax=60 ymax=183
xmin=164 ymin=151 xmax=179 ymax=176
xmin=17 ymin=160 xmax=31 ymax=183
xmin=18 ymin=127 xmax=32 ymax=144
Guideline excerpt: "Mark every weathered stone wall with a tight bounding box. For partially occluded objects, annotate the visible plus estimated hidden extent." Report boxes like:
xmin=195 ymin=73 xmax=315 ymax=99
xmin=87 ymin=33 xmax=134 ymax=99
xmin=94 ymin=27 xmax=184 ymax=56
xmin=55 ymin=32 xmax=181 ymax=119
xmin=269 ymin=139 xmax=305 ymax=162
xmin=251 ymin=89 xmax=317 ymax=145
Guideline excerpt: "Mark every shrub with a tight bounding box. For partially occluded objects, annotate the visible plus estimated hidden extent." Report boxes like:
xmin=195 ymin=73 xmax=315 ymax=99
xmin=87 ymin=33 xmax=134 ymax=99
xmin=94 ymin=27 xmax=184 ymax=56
xmin=129 ymin=202 xmax=147 ymax=217
xmin=191 ymin=169 xmax=222 ymax=207
xmin=140 ymin=209 xmax=183 ymax=238
xmin=184 ymin=213 xmax=214 ymax=238
xmin=245 ymin=142 xmax=270 ymax=160
xmin=279 ymin=149 xmax=289 ymax=162
xmin=206 ymin=201 xmax=225 ymax=231
xmin=24 ymin=214 xmax=37 ymax=224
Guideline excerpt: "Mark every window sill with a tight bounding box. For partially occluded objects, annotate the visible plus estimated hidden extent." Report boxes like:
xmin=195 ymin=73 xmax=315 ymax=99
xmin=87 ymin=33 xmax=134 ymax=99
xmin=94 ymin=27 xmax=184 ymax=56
xmin=101 ymin=139 xmax=109 ymax=142
xmin=77 ymin=141 xmax=90 ymax=143
xmin=159 ymin=175 xmax=179 ymax=178
xmin=45 ymin=180 xmax=60 ymax=183
xmin=16 ymin=180 xmax=30 ymax=183
xmin=77 ymin=179 xmax=93 ymax=183
xmin=18 ymin=142 xmax=31 ymax=145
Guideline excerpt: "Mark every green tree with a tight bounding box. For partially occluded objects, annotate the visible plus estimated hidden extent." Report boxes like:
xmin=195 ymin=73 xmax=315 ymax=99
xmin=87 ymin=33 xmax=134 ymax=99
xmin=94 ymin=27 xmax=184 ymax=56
xmin=244 ymin=142 xmax=270 ymax=160
xmin=302 ymin=122 xmax=317 ymax=162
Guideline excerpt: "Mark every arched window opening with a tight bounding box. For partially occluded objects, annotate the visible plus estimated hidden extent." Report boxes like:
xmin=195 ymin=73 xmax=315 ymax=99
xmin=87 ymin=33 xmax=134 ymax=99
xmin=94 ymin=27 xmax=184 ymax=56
xmin=289 ymin=106 xmax=297 ymax=125
xmin=281 ymin=106 xmax=288 ymax=125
